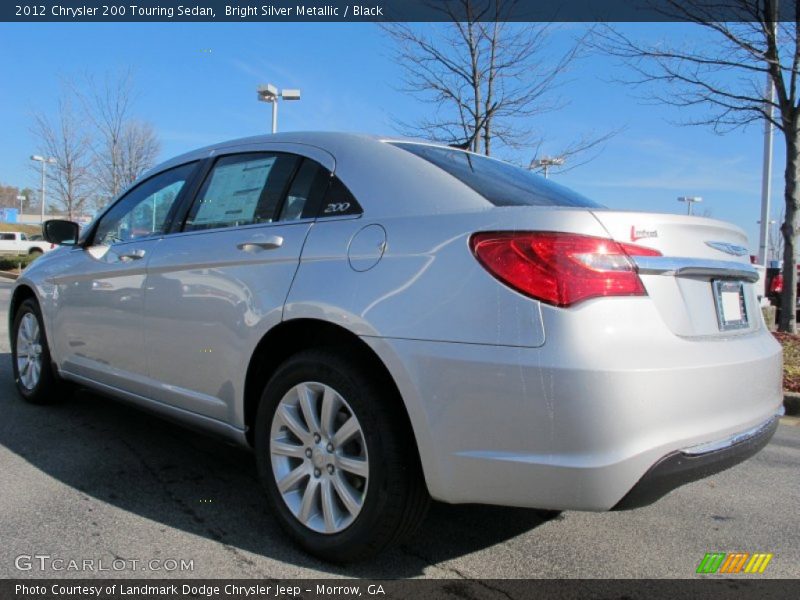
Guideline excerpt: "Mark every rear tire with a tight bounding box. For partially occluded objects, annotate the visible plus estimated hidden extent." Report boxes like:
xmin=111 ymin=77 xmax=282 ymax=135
xmin=255 ymin=349 xmax=429 ymax=563
xmin=11 ymin=298 xmax=63 ymax=404
xmin=28 ymin=248 xmax=43 ymax=256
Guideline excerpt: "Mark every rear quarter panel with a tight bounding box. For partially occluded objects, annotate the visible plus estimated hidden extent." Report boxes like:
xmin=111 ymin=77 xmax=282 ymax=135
xmin=285 ymin=208 xmax=608 ymax=347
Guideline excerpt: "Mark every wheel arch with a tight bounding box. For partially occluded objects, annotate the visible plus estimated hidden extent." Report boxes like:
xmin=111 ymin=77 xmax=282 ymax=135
xmin=9 ymin=284 xmax=38 ymax=335
xmin=243 ymin=319 xmax=420 ymax=460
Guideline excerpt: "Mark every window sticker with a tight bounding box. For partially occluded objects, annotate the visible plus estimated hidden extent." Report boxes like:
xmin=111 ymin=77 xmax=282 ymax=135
xmin=193 ymin=157 xmax=275 ymax=226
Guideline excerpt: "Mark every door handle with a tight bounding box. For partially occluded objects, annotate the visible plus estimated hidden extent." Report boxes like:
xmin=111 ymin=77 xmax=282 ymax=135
xmin=118 ymin=249 xmax=146 ymax=261
xmin=236 ymin=236 xmax=284 ymax=252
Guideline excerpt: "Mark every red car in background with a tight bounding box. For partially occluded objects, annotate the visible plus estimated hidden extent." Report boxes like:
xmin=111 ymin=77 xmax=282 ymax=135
xmin=765 ymin=263 xmax=800 ymax=320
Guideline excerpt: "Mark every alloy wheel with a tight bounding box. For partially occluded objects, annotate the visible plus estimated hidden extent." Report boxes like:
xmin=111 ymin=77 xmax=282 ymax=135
xmin=269 ymin=382 xmax=369 ymax=534
xmin=16 ymin=313 xmax=43 ymax=391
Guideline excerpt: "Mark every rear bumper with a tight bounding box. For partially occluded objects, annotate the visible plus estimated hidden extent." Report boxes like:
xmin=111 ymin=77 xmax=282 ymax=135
xmin=364 ymin=299 xmax=784 ymax=511
xmin=613 ymin=409 xmax=782 ymax=510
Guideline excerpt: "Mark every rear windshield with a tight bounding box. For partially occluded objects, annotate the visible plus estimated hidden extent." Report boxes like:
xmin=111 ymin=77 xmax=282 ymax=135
xmin=390 ymin=142 xmax=602 ymax=208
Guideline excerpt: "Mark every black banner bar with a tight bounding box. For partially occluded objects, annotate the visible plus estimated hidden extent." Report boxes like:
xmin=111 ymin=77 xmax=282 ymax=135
xmin=2 ymin=0 xmax=799 ymax=23
xmin=3 ymin=579 xmax=800 ymax=600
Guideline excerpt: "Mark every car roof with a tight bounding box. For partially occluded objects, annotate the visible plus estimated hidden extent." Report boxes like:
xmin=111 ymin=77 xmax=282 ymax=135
xmin=147 ymin=132 xmax=491 ymax=218
xmin=152 ymin=132 xmax=416 ymax=167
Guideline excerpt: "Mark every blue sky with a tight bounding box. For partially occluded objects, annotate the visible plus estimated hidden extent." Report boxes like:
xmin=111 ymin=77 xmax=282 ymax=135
xmin=0 ymin=22 xmax=785 ymax=252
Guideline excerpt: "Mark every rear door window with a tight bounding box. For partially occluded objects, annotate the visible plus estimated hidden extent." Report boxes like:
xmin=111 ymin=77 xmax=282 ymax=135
xmin=390 ymin=142 xmax=602 ymax=208
xmin=184 ymin=153 xmax=300 ymax=231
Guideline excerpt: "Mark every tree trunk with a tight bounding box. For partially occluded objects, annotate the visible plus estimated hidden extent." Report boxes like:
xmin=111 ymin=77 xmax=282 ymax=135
xmin=471 ymin=55 xmax=481 ymax=153
xmin=778 ymin=118 xmax=800 ymax=333
xmin=484 ymin=21 xmax=498 ymax=157
xmin=463 ymin=15 xmax=481 ymax=154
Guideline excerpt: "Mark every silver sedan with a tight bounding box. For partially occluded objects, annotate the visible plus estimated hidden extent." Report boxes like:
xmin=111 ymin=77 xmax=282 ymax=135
xmin=9 ymin=132 xmax=783 ymax=562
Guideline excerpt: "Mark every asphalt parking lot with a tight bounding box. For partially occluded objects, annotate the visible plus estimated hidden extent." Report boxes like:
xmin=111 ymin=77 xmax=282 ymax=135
xmin=0 ymin=278 xmax=798 ymax=581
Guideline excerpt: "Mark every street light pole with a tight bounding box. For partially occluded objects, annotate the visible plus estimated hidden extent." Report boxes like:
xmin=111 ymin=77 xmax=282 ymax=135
xmin=257 ymin=84 xmax=301 ymax=134
xmin=758 ymin=22 xmax=778 ymax=265
xmin=30 ymin=155 xmax=56 ymax=224
xmin=677 ymin=195 xmax=703 ymax=215
xmin=758 ymin=219 xmax=778 ymax=263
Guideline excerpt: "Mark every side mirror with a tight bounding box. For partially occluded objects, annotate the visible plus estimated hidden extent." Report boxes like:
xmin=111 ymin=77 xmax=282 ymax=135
xmin=43 ymin=220 xmax=80 ymax=246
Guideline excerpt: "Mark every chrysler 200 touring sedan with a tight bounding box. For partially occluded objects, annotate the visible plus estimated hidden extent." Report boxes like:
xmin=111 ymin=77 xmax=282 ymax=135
xmin=10 ymin=133 xmax=783 ymax=561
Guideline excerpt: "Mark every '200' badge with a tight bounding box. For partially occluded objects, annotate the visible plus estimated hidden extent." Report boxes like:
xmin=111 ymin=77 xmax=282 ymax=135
xmin=324 ymin=202 xmax=351 ymax=213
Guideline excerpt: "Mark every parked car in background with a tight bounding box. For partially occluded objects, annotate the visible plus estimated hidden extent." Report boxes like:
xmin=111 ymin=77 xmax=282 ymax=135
xmin=765 ymin=265 xmax=782 ymax=304
xmin=764 ymin=262 xmax=800 ymax=320
xmin=748 ymin=259 xmax=768 ymax=302
xmin=9 ymin=133 xmax=783 ymax=562
xmin=0 ymin=231 xmax=53 ymax=255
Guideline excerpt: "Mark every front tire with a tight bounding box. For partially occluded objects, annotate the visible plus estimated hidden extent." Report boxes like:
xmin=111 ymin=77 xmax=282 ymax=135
xmin=11 ymin=298 xmax=61 ymax=404
xmin=255 ymin=349 xmax=429 ymax=562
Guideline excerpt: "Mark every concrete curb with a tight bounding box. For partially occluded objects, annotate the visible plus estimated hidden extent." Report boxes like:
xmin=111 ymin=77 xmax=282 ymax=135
xmin=0 ymin=271 xmax=19 ymax=281
xmin=785 ymin=392 xmax=800 ymax=417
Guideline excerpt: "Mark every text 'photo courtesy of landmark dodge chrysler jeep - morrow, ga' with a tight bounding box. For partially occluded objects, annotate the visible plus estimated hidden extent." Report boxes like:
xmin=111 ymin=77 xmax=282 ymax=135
xmin=10 ymin=132 xmax=783 ymax=562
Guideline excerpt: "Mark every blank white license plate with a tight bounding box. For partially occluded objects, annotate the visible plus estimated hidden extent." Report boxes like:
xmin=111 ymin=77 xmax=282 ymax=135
xmin=713 ymin=280 xmax=748 ymax=331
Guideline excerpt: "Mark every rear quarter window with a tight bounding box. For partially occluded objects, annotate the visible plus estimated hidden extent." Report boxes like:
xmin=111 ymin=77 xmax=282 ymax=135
xmin=279 ymin=159 xmax=330 ymax=221
xmin=390 ymin=142 xmax=603 ymax=209
xmin=319 ymin=176 xmax=362 ymax=217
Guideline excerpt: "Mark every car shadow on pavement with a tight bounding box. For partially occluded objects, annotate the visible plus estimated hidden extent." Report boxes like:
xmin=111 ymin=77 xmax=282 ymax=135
xmin=0 ymin=354 xmax=556 ymax=577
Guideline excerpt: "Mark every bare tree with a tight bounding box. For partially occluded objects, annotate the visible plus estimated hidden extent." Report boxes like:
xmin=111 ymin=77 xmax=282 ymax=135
xmin=118 ymin=120 xmax=161 ymax=190
xmin=0 ymin=185 xmax=21 ymax=209
xmin=30 ymin=96 xmax=93 ymax=220
xmin=29 ymin=72 xmax=161 ymax=218
xmin=77 ymin=70 xmax=161 ymax=208
xmin=382 ymin=0 xmax=585 ymax=155
xmin=593 ymin=0 xmax=800 ymax=332
xmin=19 ymin=188 xmax=36 ymax=213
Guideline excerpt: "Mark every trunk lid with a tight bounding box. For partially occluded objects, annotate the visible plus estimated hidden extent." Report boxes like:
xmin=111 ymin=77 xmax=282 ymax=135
xmin=590 ymin=210 xmax=760 ymax=338
xmin=590 ymin=210 xmax=751 ymax=260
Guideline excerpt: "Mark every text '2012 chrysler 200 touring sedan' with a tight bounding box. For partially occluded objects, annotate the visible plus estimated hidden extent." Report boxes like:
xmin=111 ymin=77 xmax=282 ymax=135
xmin=10 ymin=132 xmax=783 ymax=561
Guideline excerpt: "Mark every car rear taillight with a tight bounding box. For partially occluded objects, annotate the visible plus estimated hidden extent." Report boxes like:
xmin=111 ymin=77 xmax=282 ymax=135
xmin=770 ymin=273 xmax=783 ymax=293
xmin=470 ymin=231 xmax=662 ymax=307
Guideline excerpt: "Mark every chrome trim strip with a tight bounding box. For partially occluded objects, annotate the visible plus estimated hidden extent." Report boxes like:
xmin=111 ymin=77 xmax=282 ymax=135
xmin=634 ymin=256 xmax=759 ymax=283
xmin=681 ymin=407 xmax=784 ymax=456
xmin=712 ymin=279 xmax=749 ymax=332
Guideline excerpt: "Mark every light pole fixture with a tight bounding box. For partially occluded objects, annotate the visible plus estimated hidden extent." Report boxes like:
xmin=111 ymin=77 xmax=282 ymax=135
xmin=758 ymin=219 xmax=778 ymax=264
xmin=677 ymin=195 xmax=702 ymax=215
xmin=758 ymin=20 xmax=777 ymax=265
xmin=529 ymin=156 xmax=565 ymax=179
xmin=257 ymin=83 xmax=301 ymax=134
xmin=31 ymin=155 xmax=57 ymax=224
